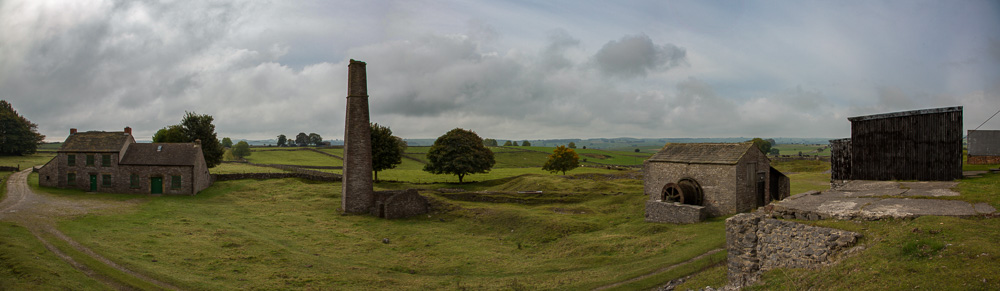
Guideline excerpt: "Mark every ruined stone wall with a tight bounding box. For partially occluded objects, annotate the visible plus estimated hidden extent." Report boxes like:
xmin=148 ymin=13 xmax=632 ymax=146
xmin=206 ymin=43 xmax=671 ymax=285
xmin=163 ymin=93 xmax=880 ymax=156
xmin=644 ymin=201 xmax=707 ymax=224
xmin=371 ymin=189 xmax=429 ymax=219
xmin=726 ymin=213 xmax=861 ymax=287
xmin=968 ymin=155 xmax=1000 ymax=165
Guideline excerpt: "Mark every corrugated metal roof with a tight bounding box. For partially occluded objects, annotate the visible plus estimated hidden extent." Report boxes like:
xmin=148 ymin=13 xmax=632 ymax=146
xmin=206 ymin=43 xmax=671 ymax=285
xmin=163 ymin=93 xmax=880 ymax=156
xmin=58 ymin=131 xmax=132 ymax=152
xmin=847 ymin=106 xmax=962 ymax=122
xmin=120 ymin=143 xmax=202 ymax=166
xmin=647 ymin=143 xmax=756 ymax=164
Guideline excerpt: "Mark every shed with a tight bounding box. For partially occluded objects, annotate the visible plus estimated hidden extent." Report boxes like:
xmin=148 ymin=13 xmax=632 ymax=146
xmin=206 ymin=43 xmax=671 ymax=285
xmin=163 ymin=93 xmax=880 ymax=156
xmin=830 ymin=107 xmax=963 ymax=181
xmin=967 ymin=130 xmax=1000 ymax=165
xmin=643 ymin=143 xmax=789 ymax=224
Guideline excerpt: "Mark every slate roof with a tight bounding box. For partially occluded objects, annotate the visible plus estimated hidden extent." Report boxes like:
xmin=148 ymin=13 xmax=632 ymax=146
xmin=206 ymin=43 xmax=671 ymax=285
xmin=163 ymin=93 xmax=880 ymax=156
xmin=120 ymin=143 xmax=203 ymax=166
xmin=647 ymin=143 xmax=756 ymax=165
xmin=59 ymin=131 xmax=133 ymax=152
xmin=847 ymin=106 xmax=962 ymax=122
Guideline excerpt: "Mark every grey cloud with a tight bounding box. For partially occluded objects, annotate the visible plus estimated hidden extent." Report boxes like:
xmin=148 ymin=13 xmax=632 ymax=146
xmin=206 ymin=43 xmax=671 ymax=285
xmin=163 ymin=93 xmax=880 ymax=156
xmin=593 ymin=34 xmax=686 ymax=78
xmin=540 ymin=29 xmax=580 ymax=70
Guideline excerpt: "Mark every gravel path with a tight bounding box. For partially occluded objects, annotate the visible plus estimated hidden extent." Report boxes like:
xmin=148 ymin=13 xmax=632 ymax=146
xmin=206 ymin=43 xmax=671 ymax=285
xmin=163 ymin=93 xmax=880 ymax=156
xmin=0 ymin=169 xmax=180 ymax=290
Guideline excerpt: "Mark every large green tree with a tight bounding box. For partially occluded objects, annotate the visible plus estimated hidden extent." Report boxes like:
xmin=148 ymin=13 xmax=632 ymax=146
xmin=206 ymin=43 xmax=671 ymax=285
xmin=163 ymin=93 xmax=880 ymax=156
xmin=309 ymin=133 xmax=323 ymax=146
xmin=0 ymin=100 xmax=45 ymax=155
xmin=181 ymin=112 xmax=224 ymax=168
xmin=483 ymin=138 xmax=498 ymax=147
xmin=370 ymin=123 xmax=404 ymax=182
xmin=749 ymin=138 xmax=771 ymax=155
xmin=232 ymin=140 xmax=251 ymax=158
xmin=221 ymin=137 xmax=233 ymax=148
xmin=503 ymin=140 xmax=513 ymax=146
xmin=521 ymin=140 xmax=531 ymax=146
xmin=295 ymin=132 xmax=308 ymax=146
xmin=567 ymin=142 xmax=576 ymax=149
xmin=152 ymin=125 xmax=185 ymax=143
xmin=423 ymin=128 xmax=495 ymax=183
xmin=542 ymin=145 xmax=580 ymax=175
xmin=277 ymin=134 xmax=287 ymax=147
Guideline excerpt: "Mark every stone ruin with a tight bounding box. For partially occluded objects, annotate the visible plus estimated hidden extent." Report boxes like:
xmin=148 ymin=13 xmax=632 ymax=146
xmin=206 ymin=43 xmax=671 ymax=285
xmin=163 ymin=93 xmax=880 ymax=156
xmin=341 ymin=59 xmax=428 ymax=219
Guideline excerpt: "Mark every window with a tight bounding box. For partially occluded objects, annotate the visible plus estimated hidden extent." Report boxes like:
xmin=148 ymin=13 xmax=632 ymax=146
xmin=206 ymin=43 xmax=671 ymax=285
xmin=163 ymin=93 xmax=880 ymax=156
xmin=67 ymin=155 xmax=76 ymax=166
xmin=102 ymin=174 xmax=112 ymax=187
xmin=130 ymin=174 xmax=140 ymax=189
xmin=86 ymin=155 xmax=94 ymax=166
xmin=67 ymin=173 xmax=76 ymax=186
xmin=102 ymin=155 xmax=111 ymax=167
xmin=171 ymin=175 xmax=182 ymax=189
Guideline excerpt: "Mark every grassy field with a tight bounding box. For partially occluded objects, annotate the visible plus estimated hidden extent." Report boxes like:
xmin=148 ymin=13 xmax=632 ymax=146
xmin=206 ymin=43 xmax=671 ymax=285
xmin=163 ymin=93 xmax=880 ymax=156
xmin=210 ymin=163 xmax=292 ymax=174
xmin=3 ymin=144 xmax=999 ymax=289
xmin=771 ymin=144 xmax=830 ymax=156
xmin=0 ymin=153 xmax=56 ymax=169
xmin=244 ymin=149 xmax=343 ymax=167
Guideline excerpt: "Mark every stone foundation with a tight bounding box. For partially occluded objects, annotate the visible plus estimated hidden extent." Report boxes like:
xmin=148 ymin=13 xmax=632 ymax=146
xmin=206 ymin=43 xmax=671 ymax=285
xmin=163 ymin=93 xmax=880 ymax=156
xmin=645 ymin=200 xmax=708 ymax=224
xmin=726 ymin=213 xmax=861 ymax=288
xmin=968 ymin=155 xmax=1000 ymax=165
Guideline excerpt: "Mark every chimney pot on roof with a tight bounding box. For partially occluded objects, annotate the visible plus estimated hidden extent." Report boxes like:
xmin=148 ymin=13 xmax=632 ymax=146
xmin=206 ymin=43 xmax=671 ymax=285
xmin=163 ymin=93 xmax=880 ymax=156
xmin=124 ymin=127 xmax=132 ymax=135
xmin=70 ymin=128 xmax=77 ymax=135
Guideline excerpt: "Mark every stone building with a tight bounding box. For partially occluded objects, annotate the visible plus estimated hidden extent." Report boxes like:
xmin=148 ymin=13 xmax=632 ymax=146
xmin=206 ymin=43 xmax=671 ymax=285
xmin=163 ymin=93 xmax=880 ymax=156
xmin=38 ymin=127 xmax=211 ymax=195
xmin=830 ymin=106 xmax=963 ymax=181
xmin=967 ymin=130 xmax=1000 ymax=165
xmin=644 ymin=143 xmax=789 ymax=223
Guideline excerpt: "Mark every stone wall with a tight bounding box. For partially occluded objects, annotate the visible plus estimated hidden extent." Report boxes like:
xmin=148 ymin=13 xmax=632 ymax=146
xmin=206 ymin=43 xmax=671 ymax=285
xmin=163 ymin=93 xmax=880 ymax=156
xmin=644 ymin=201 xmax=707 ymax=224
xmin=643 ymin=162 xmax=735 ymax=216
xmin=968 ymin=155 xmax=1000 ymax=165
xmin=371 ymin=189 xmax=429 ymax=219
xmin=726 ymin=213 xmax=861 ymax=288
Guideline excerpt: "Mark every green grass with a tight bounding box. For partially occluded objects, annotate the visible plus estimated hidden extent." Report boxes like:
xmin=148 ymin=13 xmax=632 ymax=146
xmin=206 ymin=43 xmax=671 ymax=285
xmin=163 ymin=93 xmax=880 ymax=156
xmin=46 ymin=175 xmax=726 ymax=289
xmin=0 ymin=222 xmax=108 ymax=290
xmin=772 ymin=144 xmax=830 ymax=156
xmin=0 ymin=153 xmax=56 ymax=169
xmin=244 ymin=149 xmax=342 ymax=167
xmin=210 ymin=163 xmax=292 ymax=174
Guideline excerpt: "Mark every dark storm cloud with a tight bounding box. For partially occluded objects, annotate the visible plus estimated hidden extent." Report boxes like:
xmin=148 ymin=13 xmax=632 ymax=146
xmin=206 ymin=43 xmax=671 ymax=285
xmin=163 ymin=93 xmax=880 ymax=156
xmin=593 ymin=34 xmax=686 ymax=78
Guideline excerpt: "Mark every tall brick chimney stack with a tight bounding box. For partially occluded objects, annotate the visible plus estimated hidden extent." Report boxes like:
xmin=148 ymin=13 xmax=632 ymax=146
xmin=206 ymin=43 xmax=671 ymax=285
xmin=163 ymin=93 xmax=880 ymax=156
xmin=124 ymin=127 xmax=132 ymax=135
xmin=342 ymin=59 xmax=374 ymax=214
xmin=70 ymin=128 xmax=77 ymax=135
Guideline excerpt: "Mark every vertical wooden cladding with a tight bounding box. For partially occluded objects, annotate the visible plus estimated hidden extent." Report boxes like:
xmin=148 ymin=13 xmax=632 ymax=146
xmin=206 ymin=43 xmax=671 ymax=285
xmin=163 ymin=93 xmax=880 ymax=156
xmin=847 ymin=107 xmax=962 ymax=181
xmin=829 ymin=138 xmax=851 ymax=180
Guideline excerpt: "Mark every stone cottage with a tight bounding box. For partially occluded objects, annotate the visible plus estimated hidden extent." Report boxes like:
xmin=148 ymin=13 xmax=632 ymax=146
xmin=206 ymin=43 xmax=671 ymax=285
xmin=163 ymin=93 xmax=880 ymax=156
xmin=38 ymin=127 xmax=211 ymax=195
xmin=644 ymin=143 xmax=789 ymax=223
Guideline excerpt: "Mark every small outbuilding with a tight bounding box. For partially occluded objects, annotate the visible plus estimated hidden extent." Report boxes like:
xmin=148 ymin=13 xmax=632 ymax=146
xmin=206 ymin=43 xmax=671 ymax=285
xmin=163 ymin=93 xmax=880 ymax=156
xmin=967 ymin=130 xmax=1000 ymax=165
xmin=644 ymin=143 xmax=789 ymax=224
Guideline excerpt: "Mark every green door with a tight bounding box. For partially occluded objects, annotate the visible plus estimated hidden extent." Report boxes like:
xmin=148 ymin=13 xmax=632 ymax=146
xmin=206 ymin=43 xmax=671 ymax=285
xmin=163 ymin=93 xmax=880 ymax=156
xmin=150 ymin=177 xmax=163 ymax=194
xmin=89 ymin=175 xmax=97 ymax=192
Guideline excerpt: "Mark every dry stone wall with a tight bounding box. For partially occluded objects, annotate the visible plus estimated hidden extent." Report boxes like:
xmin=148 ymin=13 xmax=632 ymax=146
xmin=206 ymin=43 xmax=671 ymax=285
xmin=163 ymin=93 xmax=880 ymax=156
xmin=726 ymin=213 xmax=861 ymax=288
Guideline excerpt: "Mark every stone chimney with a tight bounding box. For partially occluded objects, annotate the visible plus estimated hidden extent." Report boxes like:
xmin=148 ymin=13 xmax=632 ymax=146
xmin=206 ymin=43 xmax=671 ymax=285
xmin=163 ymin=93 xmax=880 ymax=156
xmin=342 ymin=59 xmax=374 ymax=214
xmin=70 ymin=128 xmax=77 ymax=135
xmin=194 ymin=139 xmax=202 ymax=147
xmin=124 ymin=126 xmax=132 ymax=135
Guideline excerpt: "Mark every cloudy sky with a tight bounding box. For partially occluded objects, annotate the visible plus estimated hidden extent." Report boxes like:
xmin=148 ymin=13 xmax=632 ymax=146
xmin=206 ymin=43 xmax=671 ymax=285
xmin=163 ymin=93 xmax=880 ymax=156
xmin=2 ymin=0 xmax=999 ymax=142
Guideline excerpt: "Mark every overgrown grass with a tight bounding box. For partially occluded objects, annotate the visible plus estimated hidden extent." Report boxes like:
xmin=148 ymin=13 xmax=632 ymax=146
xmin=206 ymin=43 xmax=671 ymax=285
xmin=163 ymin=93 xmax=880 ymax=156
xmin=47 ymin=175 xmax=726 ymax=289
xmin=0 ymin=222 xmax=108 ymax=290
xmin=772 ymin=144 xmax=830 ymax=156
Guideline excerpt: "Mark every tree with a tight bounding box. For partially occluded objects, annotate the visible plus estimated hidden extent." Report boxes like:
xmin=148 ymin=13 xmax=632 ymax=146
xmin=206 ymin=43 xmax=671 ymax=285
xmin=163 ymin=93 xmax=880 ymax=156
xmin=222 ymin=149 xmax=237 ymax=161
xmin=512 ymin=141 xmax=519 ymax=146
xmin=769 ymin=148 xmax=780 ymax=155
xmin=295 ymin=132 xmax=308 ymax=146
xmin=0 ymin=100 xmax=45 ymax=155
xmin=371 ymin=123 xmax=404 ymax=182
xmin=221 ymin=137 xmax=233 ymax=148
xmin=748 ymin=138 xmax=771 ymax=155
xmin=634 ymin=148 xmax=641 ymax=153
xmin=309 ymin=133 xmax=323 ymax=146
xmin=542 ymin=145 xmax=579 ymax=175
xmin=567 ymin=142 xmax=576 ymax=149
xmin=232 ymin=140 xmax=251 ymax=158
xmin=423 ymin=128 xmax=495 ymax=183
xmin=277 ymin=134 xmax=287 ymax=147
xmin=181 ymin=111 xmax=224 ymax=168
xmin=483 ymin=138 xmax=498 ymax=147
xmin=152 ymin=125 xmax=185 ymax=143
xmin=503 ymin=140 xmax=513 ymax=146
xmin=521 ymin=140 xmax=531 ymax=146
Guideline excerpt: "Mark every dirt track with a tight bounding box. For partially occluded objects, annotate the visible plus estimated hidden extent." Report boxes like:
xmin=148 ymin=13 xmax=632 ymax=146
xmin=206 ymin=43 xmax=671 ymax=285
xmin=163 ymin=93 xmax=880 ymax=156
xmin=0 ymin=169 xmax=179 ymax=290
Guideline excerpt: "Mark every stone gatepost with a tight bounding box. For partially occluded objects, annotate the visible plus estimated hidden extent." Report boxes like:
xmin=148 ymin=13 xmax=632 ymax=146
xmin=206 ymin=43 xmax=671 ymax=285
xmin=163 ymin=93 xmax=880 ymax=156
xmin=342 ymin=59 xmax=374 ymax=213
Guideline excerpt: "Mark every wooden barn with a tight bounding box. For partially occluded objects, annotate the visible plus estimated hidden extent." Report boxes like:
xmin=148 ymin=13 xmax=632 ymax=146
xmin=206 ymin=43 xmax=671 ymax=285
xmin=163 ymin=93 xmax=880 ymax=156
xmin=830 ymin=106 xmax=963 ymax=181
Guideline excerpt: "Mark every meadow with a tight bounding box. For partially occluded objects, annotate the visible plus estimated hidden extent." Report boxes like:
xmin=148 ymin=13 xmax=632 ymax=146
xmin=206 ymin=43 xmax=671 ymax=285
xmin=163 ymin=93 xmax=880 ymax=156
xmin=1 ymin=145 xmax=998 ymax=290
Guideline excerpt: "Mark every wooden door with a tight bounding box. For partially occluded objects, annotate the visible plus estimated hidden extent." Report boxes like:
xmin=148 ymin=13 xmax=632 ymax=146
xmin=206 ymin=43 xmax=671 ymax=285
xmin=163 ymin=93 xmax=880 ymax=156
xmin=150 ymin=177 xmax=163 ymax=194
